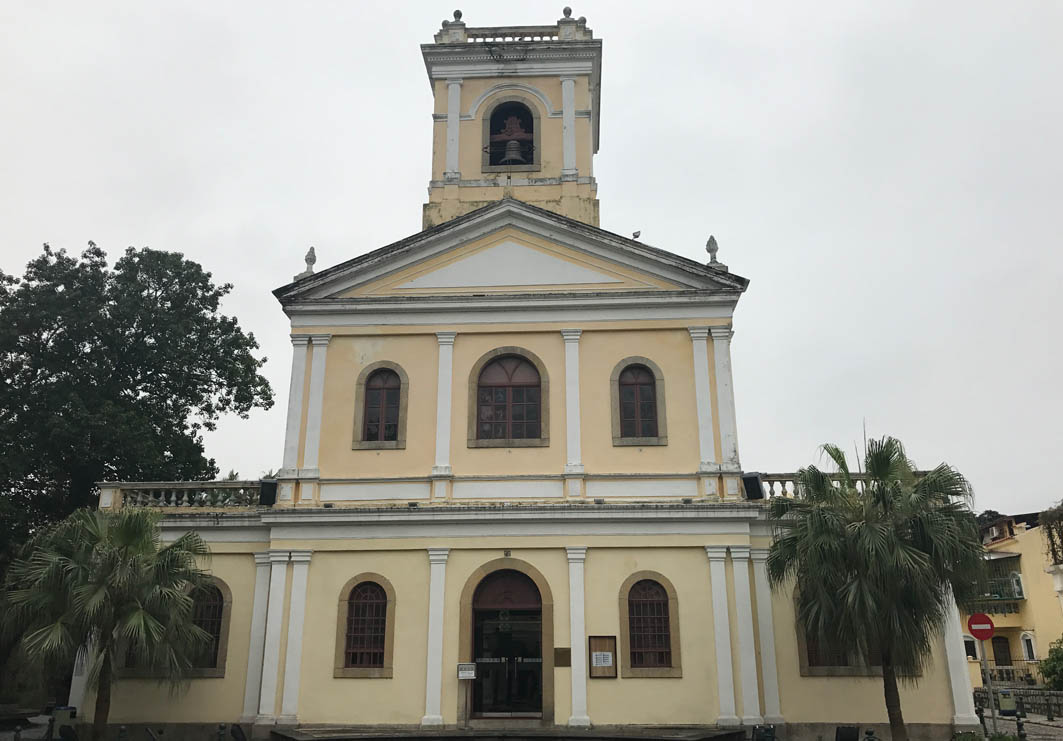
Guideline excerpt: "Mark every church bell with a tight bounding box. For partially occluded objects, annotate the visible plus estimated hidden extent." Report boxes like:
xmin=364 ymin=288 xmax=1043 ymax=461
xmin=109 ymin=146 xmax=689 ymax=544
xmin=500 ymin=139 xmax=525 ymax=165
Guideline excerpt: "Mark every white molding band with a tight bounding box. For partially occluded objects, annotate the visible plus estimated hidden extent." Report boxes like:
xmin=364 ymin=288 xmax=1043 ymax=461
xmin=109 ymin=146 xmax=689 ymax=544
xmin=242 ymin=553 xmax=273 ymax=722
xmin=560 ymin=76 xmax=577 ymax=178
xmin=750 ymin=548 xmax=783 ymax=724
xmin=706 ymin=546 xmax=739 ymax=726
xmin=432 ymin=332 xmax=457 ymax=477
xmin=279 ymin=550 xmax=313 ymax=723
xmin=281 ymin=336 xmax=310 ymax=473
xmin=561 ymin=329 xmax=583 ymax=474
xmin=566 ymin=546 xmax=590 ymax=726
xmin=445 ymin=79 xmax=462 ymax=180
xmin=689 ymin=328 xmax=719 ymax=472
xmin=943 ymin=590 xmax=980 ymax=726
xmin=301 ymin=335 xmax=331 ymax=475
xmin=729 ymin=547 xmax=762 ymax=725
xmin=710 ymin=327 xmax=740 ymax=469
xmin=422 ymin=548 xmax=450 ymax=726
xmin=258 ymin=550 xmax=291 ymax=721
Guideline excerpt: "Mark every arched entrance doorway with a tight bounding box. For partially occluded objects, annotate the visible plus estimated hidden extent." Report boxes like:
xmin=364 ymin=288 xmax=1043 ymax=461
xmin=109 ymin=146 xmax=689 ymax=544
xmin=472 ymin=569 xmax=543 ymax=716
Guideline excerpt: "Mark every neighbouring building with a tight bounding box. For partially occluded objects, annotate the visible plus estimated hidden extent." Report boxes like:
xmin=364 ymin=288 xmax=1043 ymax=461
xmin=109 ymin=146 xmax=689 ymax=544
xmin=960 ymin=513 xmax=1063 ymax=690
xmin=72 ymin=10 xmax=980 ymax=740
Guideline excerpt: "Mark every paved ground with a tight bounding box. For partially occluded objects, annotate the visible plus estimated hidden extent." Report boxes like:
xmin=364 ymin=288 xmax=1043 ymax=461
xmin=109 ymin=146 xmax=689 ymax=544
xmin=0 ymin=716 xmax=50 ymax=741
xmin=981 ymin=713 xmax=1063 ymax=740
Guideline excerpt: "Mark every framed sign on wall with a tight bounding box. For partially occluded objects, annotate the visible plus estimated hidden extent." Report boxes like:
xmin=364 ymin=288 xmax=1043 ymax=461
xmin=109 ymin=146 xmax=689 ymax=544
xmin=588 ymin=635 xmax=617 ymax=678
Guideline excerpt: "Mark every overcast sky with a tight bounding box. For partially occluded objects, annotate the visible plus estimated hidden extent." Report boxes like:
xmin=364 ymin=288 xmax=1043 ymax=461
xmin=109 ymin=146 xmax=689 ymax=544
xmin=3 ymin=1 xmax=1061 ymax=514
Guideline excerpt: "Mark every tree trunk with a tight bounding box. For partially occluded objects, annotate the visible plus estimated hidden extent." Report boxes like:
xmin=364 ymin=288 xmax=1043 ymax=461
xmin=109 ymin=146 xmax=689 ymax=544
xmin=881 ymin=652 xmax=908 ymax=741
xmin=92 ymin=653 xmax=112 ymax=741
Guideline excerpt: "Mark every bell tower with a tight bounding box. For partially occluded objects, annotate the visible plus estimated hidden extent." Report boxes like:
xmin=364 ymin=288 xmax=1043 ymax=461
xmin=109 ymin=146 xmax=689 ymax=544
xmin=421 ymin=8 xmax=602 ymax=228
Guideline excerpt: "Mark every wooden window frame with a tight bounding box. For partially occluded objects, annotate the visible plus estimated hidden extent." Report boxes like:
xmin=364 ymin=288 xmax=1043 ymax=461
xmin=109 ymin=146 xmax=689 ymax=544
xmin=480 ymin=96 xmax=542 ymax=173
xmin=334 ymin=573 xmax=396 ymax=678
xmin=352 ymin=361 xmax=409 ymax=450
xmin=119 ymin=576 xmax=232 ymax=680
xmin=467 ymin=347 xmax=550 ymax=448
xmin=610 ymin=357 xmax=668 ymax=447
xmin=618 ymin=571 xmax=682 ymax=678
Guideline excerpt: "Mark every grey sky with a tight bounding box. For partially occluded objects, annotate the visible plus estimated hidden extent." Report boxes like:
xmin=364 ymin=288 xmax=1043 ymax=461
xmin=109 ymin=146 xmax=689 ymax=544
xmin=3 ymin=1 xmax=1060 ymax=514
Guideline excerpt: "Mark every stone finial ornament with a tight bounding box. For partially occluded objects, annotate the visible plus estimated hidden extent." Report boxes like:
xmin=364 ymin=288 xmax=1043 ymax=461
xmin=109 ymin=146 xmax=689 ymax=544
xmin=706 ymin=235 xmax=719 ymax=263
xmin=454 ymin=9 xmax=462 ymax=21
xmin=563 ymin=7 xmax=573 ymax=18
xmin=294 ymin=246 xmax=317 ymax=281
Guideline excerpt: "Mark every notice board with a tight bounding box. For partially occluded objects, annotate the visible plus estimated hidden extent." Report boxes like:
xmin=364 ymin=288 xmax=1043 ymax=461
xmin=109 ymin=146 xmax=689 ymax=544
xmin=588 ymin=635 xmax=617 ymax=678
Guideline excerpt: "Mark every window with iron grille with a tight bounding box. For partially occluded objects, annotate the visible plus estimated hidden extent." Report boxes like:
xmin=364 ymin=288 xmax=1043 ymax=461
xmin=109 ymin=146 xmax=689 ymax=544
xmin=192 ymin=584 xmax=224 ymax=669
xmin=628 ymin=579 xmax=671 ymax=668
xmin=345 ymin=581 xmax=387 ymax=668
xmin=363 ymin=369 xmax=401 ymax=442
xmin=618 ymin=364 xmax=657 ymax=438
xmin=477 ymin=356 xmax=541 ymax=440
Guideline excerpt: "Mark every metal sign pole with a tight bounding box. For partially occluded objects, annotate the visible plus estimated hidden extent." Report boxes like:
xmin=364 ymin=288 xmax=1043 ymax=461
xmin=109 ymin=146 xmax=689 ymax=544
xmin=981 ymin=639 xmax=998 ymax=734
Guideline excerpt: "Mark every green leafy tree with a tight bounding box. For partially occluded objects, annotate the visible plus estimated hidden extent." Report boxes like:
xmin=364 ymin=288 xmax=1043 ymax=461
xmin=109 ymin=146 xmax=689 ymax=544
xmin=4 ymin=509 xmax=212 ymax=741
xmin=767 ymin=437 xmax=984 ymax=741
xmin=0 ymin=242 xmax=273 ymax=569
xmin=1039 ymin=637 xmax=1063 ymax=690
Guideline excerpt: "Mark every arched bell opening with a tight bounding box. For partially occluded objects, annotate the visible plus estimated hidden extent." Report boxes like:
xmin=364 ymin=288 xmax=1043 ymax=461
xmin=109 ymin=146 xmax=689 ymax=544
xmin=481 ymin=97 xmax=542 ymax=173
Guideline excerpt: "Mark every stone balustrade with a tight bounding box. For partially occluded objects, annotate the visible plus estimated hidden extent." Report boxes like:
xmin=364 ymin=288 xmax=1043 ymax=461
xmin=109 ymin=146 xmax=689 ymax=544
xmin=100 ymin=481 xmax=262 ymax=510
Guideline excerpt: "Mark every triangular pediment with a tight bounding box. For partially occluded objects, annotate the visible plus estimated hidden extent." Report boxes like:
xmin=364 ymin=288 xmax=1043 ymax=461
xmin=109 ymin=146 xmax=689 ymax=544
xmin=275 ymin=199 xmax=748 ymax=303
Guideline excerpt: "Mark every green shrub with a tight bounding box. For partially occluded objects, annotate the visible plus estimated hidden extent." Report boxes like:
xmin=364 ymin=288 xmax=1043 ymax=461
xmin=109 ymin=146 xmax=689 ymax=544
xmin=1040 ymin=636 xmax=1063 ymax=690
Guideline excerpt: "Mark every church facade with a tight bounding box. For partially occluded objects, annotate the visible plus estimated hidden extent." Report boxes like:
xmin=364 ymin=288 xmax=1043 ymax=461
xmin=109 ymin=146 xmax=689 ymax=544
xmin=78 ymin=11 xmax=979 ymax=740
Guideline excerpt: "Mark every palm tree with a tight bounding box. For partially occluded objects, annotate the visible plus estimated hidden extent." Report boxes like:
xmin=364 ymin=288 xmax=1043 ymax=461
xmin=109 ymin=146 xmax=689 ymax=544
xmin=767 ymin=437 xmax=984 ymax=741
xmin=3 ymin=508 xmax=213 ymax=741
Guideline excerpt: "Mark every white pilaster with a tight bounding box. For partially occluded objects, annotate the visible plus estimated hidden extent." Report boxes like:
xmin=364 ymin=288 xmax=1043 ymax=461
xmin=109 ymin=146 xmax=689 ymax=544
xmin=561 ymin=329 xmax=583 ymax=475
xmin=281 ymin=335 xmax=310 ymax=474
xmin=689 ymin=328 xmax=719 ymax=472
xmin=710 ymin=326 xmax=740 ymax=469
xmin=242 ymin=553 xmax=273 ymax=722
xmin=68 ymin=644 xmax=92 ymax=713
xmin=706 ymin=546 xmax=739 ymax=726
xmin=258 ymin=550 xmax=290 ymax=722
xmin=561 ymin=76 xmax=577 ymax=179
xmin=566 ymin=546 xmax=590 ymax=726
xmin=301 ymin=334 xmax=331 ymax=475
xmin=1048 ymin=565 xmax=1063 ymax=614
xmin=422 ymin=548 xmax=450 ymax=726
xmin=730 ymin=547 xmax=762 ymax=725
xmin=432 ymin=332 xmax=457 ymax=484
xmin=943 ymin=590 xmax=980 ymax=726
xmin=279 ymin=550 xmax=312 ymax=724
xmin=445 ymin=79 xmax=462 ymax=180
xmin=750 ymin=549 xmax=783 ymax=724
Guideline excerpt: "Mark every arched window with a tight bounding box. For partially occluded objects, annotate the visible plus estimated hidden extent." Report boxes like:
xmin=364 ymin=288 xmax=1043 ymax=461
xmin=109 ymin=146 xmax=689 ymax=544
xmin=191 ymin=584 xmax=225 ymax=669
xmin=363 ymin=369 xmax=401 ymax=442
xmin=345 ymin=581 xmax=388 ymax=668
xmin=963 ymin=635 xmax=979 ymax=660
xmin=1022 ymin=632 xmax=1037 ymax=661
xmin=627 ymin=579 xmax=672 ymax=668
xmin=618 ymin=364 xmax=658 ymax=438
xmin=487 ymin=101 xmax=534 ymax=167
xmin=477 ymin=355 xmax=541 ymax=440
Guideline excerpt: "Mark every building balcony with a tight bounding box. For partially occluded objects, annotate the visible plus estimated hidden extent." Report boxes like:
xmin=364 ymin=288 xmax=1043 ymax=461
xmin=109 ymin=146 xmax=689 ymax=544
xmin=99 ymin=480 xmax=270 ymax=511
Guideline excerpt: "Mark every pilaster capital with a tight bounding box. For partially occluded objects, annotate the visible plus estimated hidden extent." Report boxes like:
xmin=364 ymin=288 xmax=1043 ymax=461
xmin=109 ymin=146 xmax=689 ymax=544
xmin=290 ymin=334 xmax=311 ymax=347
xmin=428 ymin=547 xmax=451 ymax=564
xmin=560 ymin=75 xmax=577 ymax=84
xmin=436 ymin=331 xmax=457 ymax=346
xmin=289 ymin=549 xmax=313 ymax=564
xmin=445 ymin=77 xmax=463 ymax=86
xmin=309 ymin=333 xmax=332 ymax=347
xmin=688 ymin=326 xmax=710 ymax=342
xmin=710 ymin=326 xmax=734 ymax=342
xmin=730 ymin=546 xmax=751 ymax=561
xmin=254 ymin=552 xmax=272 ymax=566
xmin=268 ymin=550 xmax=291 ymax=564
xmin=750 ymin=547 xmax=770 ymax=563
xmin=705 ymin=545 xmax=729 ymax=562
xmin=566 ymin=546 xmax=588 ymax=563
xmin=560 ymin=328 xmax=583 ymax=342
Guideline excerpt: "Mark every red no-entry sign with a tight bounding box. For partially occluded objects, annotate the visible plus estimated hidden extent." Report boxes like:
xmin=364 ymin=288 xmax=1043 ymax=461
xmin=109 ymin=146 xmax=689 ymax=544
xmin=968 ymin=613 xmax=995 ymax=641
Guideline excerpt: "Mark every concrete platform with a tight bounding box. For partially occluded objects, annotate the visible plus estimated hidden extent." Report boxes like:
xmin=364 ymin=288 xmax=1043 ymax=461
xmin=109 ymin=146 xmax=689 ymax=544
xmin=272 ymin=727 xmax=747 ymax=741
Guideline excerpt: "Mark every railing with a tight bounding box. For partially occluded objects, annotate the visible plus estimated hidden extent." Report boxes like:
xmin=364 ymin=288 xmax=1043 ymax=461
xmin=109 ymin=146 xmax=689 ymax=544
xmin=758 ymin=472 xmax=877 ymax=499
xmin=969 ymin=600 xmax=1023 ymax=616
xmin=465 ymin=26 xmax=561 ymax=42
xmin=105 ymin=481 xmax=262 ymax=509
xmin=980 ymin=659 xmax=1045 ymax=687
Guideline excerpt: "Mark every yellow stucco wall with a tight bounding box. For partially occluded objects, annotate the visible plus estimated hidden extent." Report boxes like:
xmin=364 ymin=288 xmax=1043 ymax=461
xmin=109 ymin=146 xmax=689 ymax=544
xmin=96 ymin=539 xmax=965 ymax=729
